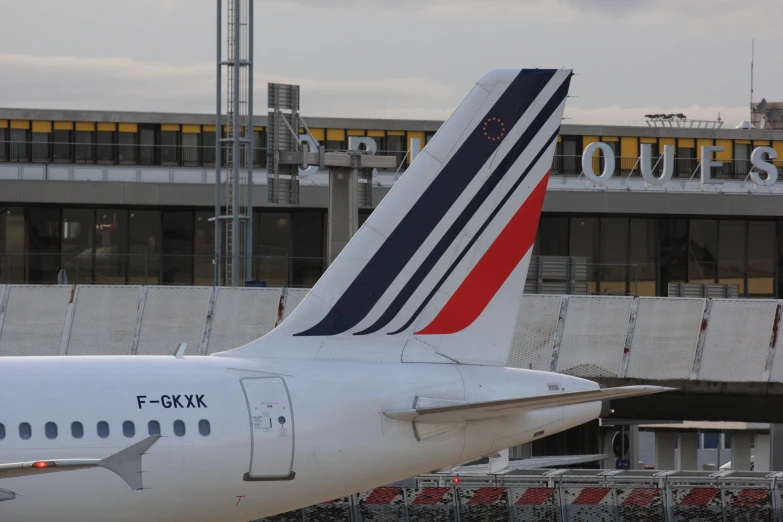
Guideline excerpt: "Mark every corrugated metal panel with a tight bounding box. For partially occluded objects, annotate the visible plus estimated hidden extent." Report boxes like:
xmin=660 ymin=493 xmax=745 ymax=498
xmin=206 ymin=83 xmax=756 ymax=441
xmin=206 ymin=287 xmax=280 ymax=355
xmin=67 ymin=286 xmax=141 ymax=356
xmin=136 ymin=287 xmax=210 ymax=356
xmin=556 ymin=296 xmax=633 ymax=378
xmin=699 ymin=300 xmax=776 ymax=382
xmin=0 ymin=286 xmax=72 ymax=357
xmin=507 ymin=295 xmax=562 ymax=371
xmin=626 ymin=297 xmax=704 ymax=380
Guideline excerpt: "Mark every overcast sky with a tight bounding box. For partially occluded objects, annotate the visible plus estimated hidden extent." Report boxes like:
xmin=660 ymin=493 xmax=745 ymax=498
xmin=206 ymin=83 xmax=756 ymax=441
xmin=1 ymin=0 xmax=780 ymax=126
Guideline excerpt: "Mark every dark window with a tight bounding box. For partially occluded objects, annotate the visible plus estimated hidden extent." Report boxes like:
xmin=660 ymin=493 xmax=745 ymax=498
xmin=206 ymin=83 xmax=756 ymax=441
xmin=97 ymin=130 xmax=114 ymax=164
xmin=128 ymin=210 xmax=161 ymax=284
xmin=173 ymin=420 xmax=186 ymax=437
xmin=75 ymin=130 xmax=95 ymax=163
xmin=748 ymin=221 xmax=774 ymax=297
xmin=570 ymin=217 xmax=599 ymax=293
xmin=198 ymin=419 xmax=211 ymax=437
xmin=139 ymin=127 xmax=155 ymax=166
xmin=118 ymin=132 xmax=136 ymax=165
xmin=255 ymin=211 xmax=292 ymax=286
xmin=182 ymin=132 xmax=200 ymax=166
xmin=32 ymin=132 xmax=50 ymax=163
xmin=28 ymin=207 xmax=61 ymax=284
xmin=53 ymin=129 xmax=72 ymax=163
xmin=0 ymin=422 xmax=5 ymax=440
xmin=19 ymin=422 xmax=31 ymax=440
xmin=62 ymin=209 xmax=95 ymax=284
xmin=676 ymin=146 xmax=696 ymax=177
xmin=689 ymin=220 xmax=718 ymax=284
xmin=194 ymin=212 xmax=216 ymax=286
xmin=386 ymin=134 xmax=405 ymax=167
xmin=45 ymin=422 xmax=58 ymax=440
xmin=203 ymin=130 xmax=216 ymax=166
xmin=734 ymin=143 xmax=751 ymax=176
xmin=148 ymin=420 xmax=161 ymax=436
xmin=660 ymin=218 xmax=689 ymax=291
xmin=600 ymin=217 xmax=629 ymax=294
xmin=97 ymin=421 xmax=109 ymax=439
xmin=537 ymin=216 xmax=569 ymax=257
xmin=291 ymin=211 xmax=324 ymax=287
xmin=702 ymin=432 xmax=719 ymax=449
xmin=160 ymin=130 xmax=179 ymax=166
xmin=252 ymin=130 xmax=265 ymax=167
xmin=71 ymin=421 xmax=84 ymax=439
xmin=557 ymin=136 xmax=580 ymax=174
xmin=630 ymin=219 xmax=659 ymax=296
xmin=162 ymin=211 xmax=194 ymax=284
xmin=95 ymin=209 xmax=128 ymax=284
xmin=122 ymin=421 xmax=135 ymax=438
xmin=10 ymin=128 xmax=28 ymax=163
xmin=0 ymin=128 xmax=7 ymax=162
xmin=718 ymin=220 xmax=746 ymax=294
xmin=4 ymin=207 xmax=25 ymax=282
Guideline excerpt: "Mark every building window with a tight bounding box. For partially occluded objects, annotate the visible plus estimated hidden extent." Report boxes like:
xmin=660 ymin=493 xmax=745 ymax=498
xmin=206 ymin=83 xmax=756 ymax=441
xmin=255 ymin=211 xmax=292 ymax=286
xmin=45 ymin=422 xmax=58 ymax=440
xmin=160 ymin=129 xmax=179 ymax=166
xmin=62 ymin=208 xmax=95 ymax=284
xmin=734 ymin=143 xmax=751 ymax=177
xmin=173 ymin=420 xmax=186 ymax=437
xmin=118 ymin=131 xmax=137 ymax=165
xmin=75 ymin=130 xmax=95 ymax=163
xmin=161 ymin=211 xmax=194 ymax=285
xmin=702 ymin=432 xmax=719 ymax=449
xmin=660 ymin=218 xmax=689 ymax=292
xmin=198 ymin=419 xmax=211 ymax=437
xmin=139 ymin=127 xmax=156 ymax=166
xmin=128 ymin=210 xmax=161 ymax=284
xmin=630 ymin=218 xmax=659 ymax=296
xmin=97 ymin=130 xmax=115 ymax=164
xmin=0 ymin=422 xmax=5 ymax=440
xmin=748 ymin=221 xmax=775 ymax=297
xmin=600 ymin=217 xmax=629 ymax=294
xmin=194 ymin=212 xmax=215 ymax=286
xmin=19 ymin=422 xmax=31 ymax=440
xmin=182 ymin=132 xmax=200 ymax=167
xmin=718 ymin=220 xmax=746 ymax=294
xmin=203 ymin=129 xmax=216 ymax=167
xmin=97 ymin=421 xmax=110 ymax=439
xmin=53 ymin=129 xmax=72 ymax=163
xmin=291 ymin=211 xmax=325 ymax=287
xmin=9 ymin=128 xmax=28 ymax=163
xmin=689 ymin=220 xmax=718 ymax=284
xmin=148 ymin=420 xmax=161 ymax=436
xmin=32 ymin=132 xmax=50 ymax=163
xmin=570 ymin=217 xmax=599 ymax=293
xmin=537 ymin=216 xmax=569 ymax=257
xmin=123 ymin=421 xmax=135 ymax=438
xmin=676 ymin=146 xmax=695 ymax=177
xmin=95 ymin=209 xmax=128 ymax=284
xmin=252 ymin=129 xmax=265 ymax=168
xmin=71 ymin=422 xmax=84 ymax=439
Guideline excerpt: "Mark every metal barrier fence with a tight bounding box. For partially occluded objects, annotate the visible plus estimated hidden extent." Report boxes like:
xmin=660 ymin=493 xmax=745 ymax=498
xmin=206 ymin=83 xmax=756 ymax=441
xmin=255 ymin=470 xmax=783 ymax=521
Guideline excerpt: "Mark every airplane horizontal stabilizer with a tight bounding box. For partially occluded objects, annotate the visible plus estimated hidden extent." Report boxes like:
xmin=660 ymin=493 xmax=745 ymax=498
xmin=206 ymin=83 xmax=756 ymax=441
xmin=383 ymin=385 xmax=673 ymax=424
xmin=0 ymin=434 xmax=160 ymax=490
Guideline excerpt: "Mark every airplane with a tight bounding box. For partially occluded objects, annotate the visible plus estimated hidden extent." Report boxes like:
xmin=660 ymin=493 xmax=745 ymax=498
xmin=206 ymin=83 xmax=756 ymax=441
xmin=0 ymin=68 xmax=671 ymax=521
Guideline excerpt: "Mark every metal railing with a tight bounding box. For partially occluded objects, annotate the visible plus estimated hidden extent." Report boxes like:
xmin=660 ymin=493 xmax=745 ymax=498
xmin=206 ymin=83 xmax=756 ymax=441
xmin=553 ymin=155 xmax=783 ymax=179
xmin=0 ymin=141 xmax=411 ymax=170
xmin=254 ymin=470 xmax=783 ymax=521
xmin=0 ymin=252 xmax=325 ymax=288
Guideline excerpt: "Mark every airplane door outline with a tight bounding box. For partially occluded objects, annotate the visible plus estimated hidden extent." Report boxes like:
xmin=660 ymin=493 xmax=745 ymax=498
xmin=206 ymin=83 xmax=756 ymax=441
xmin=240 ymin=377 xmax=296 ymax=481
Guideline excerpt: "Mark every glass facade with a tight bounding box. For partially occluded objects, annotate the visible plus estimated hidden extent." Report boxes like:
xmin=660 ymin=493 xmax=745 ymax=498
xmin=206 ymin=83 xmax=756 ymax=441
xmin=0 ymin=204 xmax=779 ymax=296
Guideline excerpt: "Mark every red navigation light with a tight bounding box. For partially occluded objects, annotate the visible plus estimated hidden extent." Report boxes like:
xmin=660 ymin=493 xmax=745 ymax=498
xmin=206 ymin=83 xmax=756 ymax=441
xmin=453 ymin=477 xmax=459 ymax=484
xmin=33 ymin=461 xmax=53 ymax=469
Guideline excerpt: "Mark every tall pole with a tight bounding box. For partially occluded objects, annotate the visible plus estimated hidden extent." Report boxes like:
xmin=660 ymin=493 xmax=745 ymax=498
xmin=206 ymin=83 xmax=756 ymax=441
xmin=750 ymin=39 xmax=755 ymax=122
xmin=214 ymin=0 xmax=222 ymax=286
xmin=246 ymin=0 xmax=254 ymax=283
xmin=231 ymin=0 xmax=241 ymax=287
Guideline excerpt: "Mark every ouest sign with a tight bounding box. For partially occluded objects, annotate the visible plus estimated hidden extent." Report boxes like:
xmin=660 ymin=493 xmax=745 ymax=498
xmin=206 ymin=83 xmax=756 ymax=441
xmin=582 ymin=143 xmax=781 ymax=187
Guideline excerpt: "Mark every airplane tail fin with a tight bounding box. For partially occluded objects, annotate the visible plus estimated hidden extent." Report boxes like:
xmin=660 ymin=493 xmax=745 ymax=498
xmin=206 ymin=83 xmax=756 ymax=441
xmin=219 ymin=68 xmax=572 ymax=365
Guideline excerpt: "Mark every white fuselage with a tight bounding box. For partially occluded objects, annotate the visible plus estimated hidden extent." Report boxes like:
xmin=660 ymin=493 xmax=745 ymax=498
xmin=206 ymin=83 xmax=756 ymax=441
xmin=0 ymin=355 xmax=601 ymax=521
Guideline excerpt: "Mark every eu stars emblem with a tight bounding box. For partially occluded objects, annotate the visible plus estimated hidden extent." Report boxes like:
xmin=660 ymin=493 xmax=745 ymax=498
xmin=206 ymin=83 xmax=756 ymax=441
xmin=482 ymin=117 xmax=505 ymax=142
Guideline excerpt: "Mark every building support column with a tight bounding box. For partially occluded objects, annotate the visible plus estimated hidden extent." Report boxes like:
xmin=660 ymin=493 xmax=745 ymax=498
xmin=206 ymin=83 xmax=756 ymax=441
xmin=655 ymin=432 xmax=676 ymax=470
xmin=327 ymin=167 xmax=358 ymax=265
xmin=731 ymin=432 xmax=752 ymax=471
xmin=678 ymin=432 xmax=699 ymax=470
xmin=770 ymin=424 xmax=783 ymax=471
xmin=756 ymin=433 xmax=771 ymax=472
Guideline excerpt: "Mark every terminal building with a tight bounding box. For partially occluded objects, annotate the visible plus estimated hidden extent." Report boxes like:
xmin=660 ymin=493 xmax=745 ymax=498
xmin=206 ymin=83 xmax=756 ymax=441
xmin=1 ymin=107 xmax=783 ymax=298
xmin=4 ymin=106 xmax=783 ymax=478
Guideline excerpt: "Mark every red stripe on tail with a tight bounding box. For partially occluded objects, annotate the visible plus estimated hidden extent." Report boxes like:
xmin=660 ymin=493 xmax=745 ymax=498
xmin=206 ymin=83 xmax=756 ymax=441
xmin=416 ymin=172 xmax=549 ymax=335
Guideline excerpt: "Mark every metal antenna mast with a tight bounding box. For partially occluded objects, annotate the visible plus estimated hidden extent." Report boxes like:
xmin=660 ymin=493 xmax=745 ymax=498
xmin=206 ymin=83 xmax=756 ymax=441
xmin=215 ymin=0 xmax=254 ymax=286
